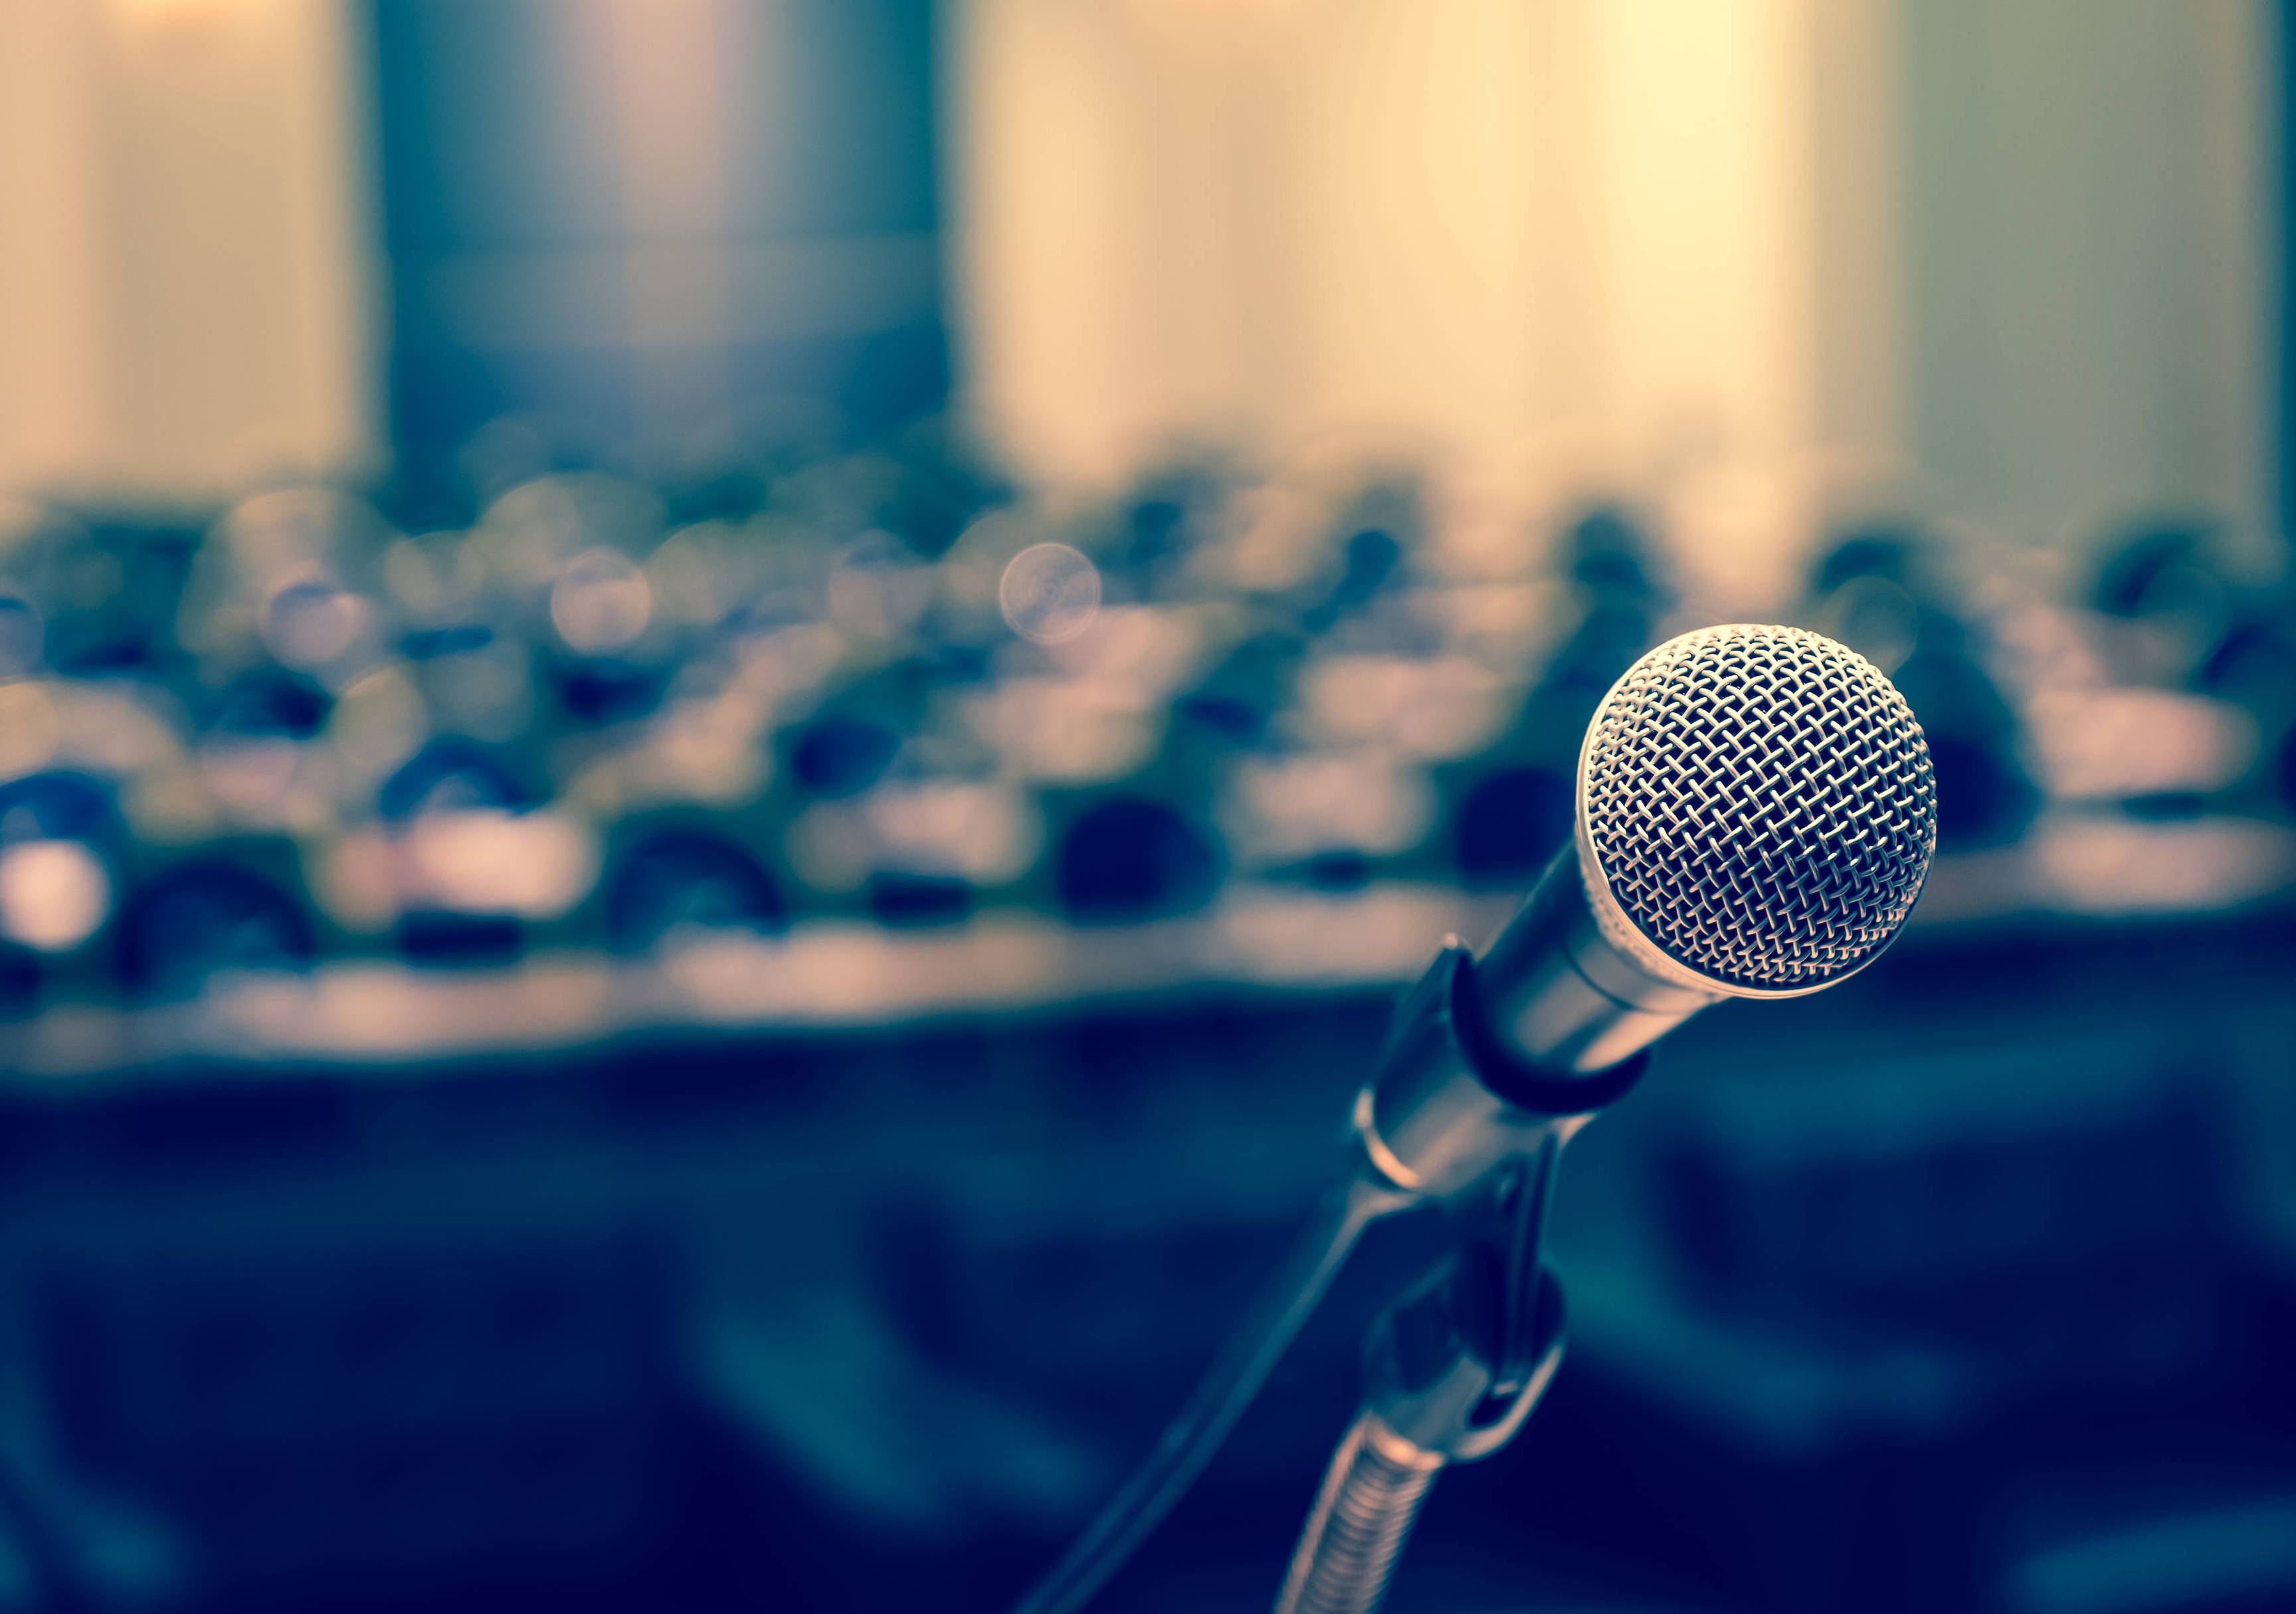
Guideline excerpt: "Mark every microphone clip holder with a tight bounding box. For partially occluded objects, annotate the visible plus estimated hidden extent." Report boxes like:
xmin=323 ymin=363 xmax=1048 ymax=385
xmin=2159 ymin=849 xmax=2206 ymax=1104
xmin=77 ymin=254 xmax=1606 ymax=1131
xmin=1272 ymin=1193 xmax=1569 ymax=1614
xmin=1362 ymin=1196 xmax=1569 ymax=1468
xmin=1354 ymin=940 xmax=1648 ymax=1208
xmin=1277 ymin=944 xmax=1646 ymax=1614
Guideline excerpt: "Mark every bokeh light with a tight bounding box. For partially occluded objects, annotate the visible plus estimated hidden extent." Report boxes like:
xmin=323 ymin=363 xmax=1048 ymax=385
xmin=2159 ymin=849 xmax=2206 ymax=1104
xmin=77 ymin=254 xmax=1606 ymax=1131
xmin=0 ymin=838 xmax=110 ymax=952
xmin=998 ymin=542 xmax=1101 ymax=643
xmin=550 ymin=546 xmax=654 ymax=653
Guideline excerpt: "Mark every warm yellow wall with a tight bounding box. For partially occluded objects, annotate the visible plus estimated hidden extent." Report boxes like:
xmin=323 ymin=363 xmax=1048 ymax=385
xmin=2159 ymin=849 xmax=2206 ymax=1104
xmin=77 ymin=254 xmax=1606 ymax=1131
xmin=946 ymin=0 xmax=2271 ymax=590
xmin=945 ymin=0 xmax=1904 ymax=605
xmin=0 ymin=0 xmax=377 ymax=504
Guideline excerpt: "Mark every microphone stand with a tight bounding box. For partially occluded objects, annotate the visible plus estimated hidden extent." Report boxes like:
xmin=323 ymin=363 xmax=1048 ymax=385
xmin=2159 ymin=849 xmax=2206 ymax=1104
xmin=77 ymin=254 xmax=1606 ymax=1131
xmin=1270 ymin=928 xmax=1661 ymax=1614
xmin=1271 ymin=1128 xmax=1570 ymax=1614
xmin=1010 ymin=938 xmax=1645 ymax=1614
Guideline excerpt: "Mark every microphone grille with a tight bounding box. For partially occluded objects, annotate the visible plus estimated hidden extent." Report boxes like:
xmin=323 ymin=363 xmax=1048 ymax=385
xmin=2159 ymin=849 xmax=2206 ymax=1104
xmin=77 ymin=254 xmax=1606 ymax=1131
xmin=1580 ymin=623 xmax=1937 ymax=993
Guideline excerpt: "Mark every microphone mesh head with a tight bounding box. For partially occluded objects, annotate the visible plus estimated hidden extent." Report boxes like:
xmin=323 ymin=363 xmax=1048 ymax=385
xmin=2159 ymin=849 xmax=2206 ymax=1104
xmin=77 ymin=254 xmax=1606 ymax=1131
xmin=1580 ymin=624 xmax=1937 ymax=993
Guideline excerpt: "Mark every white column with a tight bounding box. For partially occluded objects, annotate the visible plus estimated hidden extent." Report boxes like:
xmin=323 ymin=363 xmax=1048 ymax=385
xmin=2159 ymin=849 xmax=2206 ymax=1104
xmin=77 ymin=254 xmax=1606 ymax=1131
xmin=0 ymin=0 xmax=376 ymax=504
xmin=1899 ymin=0 xmax=2273 ymax=553
xmin=602 ymin=0 xmax=734 ymax=450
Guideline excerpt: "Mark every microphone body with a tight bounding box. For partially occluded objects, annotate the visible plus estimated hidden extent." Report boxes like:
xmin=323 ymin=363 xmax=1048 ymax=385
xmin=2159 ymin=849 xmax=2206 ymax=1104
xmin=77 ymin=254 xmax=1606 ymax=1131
xmin=1357 ymin=623 xmax=1938 ymax=1201
xmin=1351 ymin=858 xmax=1692 ymax=1203
xmin=1476 ymin=844 xmax=1722 ymax=1073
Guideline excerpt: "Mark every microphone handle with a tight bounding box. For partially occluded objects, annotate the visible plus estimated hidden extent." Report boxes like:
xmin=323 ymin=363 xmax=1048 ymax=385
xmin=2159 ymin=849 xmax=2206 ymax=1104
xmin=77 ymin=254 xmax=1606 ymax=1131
xmin=1474 ymin=847 xmax=1719 ymax=1076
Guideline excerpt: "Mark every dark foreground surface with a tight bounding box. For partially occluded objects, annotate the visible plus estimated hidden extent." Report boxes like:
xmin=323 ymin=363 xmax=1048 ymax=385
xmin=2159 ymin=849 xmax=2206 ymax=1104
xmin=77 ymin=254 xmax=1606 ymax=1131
xmin=0 ymin=894 xmax=2287 ymax=1614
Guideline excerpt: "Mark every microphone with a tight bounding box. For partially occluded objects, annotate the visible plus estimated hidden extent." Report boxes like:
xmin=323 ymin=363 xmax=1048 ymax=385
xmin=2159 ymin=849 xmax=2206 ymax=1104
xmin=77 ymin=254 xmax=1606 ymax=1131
xmin=1011 ymin=623 xmax=1937 ymax=1614
xmin=1359 ymin=623 xmax=1938 ymax=1199
xmin=1271 ymin=625 xmax=1940 ymax=1614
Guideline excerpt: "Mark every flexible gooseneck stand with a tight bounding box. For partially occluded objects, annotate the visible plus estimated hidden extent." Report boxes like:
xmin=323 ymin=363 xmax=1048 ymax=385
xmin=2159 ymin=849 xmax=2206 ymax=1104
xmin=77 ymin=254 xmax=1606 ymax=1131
xmin=1009 ymin=938 xmax=1646 ymax=1614
xmin=1272 ymin=1172 xmax=1569 ymax=1614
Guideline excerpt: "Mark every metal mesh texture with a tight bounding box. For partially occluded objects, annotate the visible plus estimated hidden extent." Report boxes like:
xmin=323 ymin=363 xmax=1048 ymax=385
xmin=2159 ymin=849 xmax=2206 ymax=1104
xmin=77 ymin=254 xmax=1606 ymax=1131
xmin=1582 ymin=624 xmax=1937 ymax=991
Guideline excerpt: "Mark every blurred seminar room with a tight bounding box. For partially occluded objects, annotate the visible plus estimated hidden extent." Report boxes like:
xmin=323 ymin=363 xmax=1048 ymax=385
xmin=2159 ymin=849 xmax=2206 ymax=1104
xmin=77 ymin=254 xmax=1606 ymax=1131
xmin=0 ymin=2 xmax=2293 ymax=1612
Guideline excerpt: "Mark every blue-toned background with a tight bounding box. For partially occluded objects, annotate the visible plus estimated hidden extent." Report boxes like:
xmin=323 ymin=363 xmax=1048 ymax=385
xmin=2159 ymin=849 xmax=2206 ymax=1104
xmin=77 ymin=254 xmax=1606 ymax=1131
xmin=0 ymin=4 xmax=2289 ymax=1611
